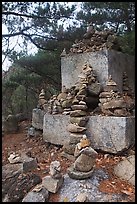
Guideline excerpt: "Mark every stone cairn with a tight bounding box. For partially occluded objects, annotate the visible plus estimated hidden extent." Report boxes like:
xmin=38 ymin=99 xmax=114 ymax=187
xmin=42 ymin=160 xmax=64 ymax=193
xmin=98 ymin=75 xmax=134 ymax=116
xmin=60 ymin=26 xmax=122 ymax=56
xmin=67 ymin=135 xmax=98 ymax=179
xmin=38 ymin=89 xmax=47 ymax=111
xmin=62 ymin=63 xmax=101 ymax=157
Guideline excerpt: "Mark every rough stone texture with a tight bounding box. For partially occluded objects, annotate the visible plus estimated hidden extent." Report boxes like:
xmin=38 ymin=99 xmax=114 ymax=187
xmin=21 ymin=153 xmax=38 ymax=173
xmin=42 ymin=175 xmax=64 ymax=193
xmin=67 ymin=164 xmax=95 ymax=179
xmin=22 ymin=185 xmax=49 ymax=202
xmin=114 ymin=155 xmax=135 ymax=186
xmin=2 ymin=163 xmax=42 ymax=202
xmin=32 ymin=108 xmax=45 ymax=130
xmin=61 ymin=50 xmax=135 ymax=93
xmin=58 ymin=170 xmax=129 ymax=202
xmin=43 ymin=114 xmax=70 ymax=145
xmin=43 ymin=114 xmax=135 ymax=153
xmin=86 ymin=116 xmax=135 ymax=153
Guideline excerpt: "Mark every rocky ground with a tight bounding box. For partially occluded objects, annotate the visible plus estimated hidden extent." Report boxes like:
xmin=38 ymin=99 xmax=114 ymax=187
xmin=2 ymin=120 xmax=135 ymax=202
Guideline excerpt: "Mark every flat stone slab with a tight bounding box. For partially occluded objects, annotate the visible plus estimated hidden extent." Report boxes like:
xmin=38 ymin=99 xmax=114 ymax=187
xmin=114 ymin=155 xmax=135 ymax=186
xmin=42 ymin=113 xmax=135 ymax=153
xmin=43 ymin=114 xmax=70 ymax=145
xmin=58 ymin=169 xmax=129 ymax=202
xmin=86 ymin=116 xmax=135 ymax=153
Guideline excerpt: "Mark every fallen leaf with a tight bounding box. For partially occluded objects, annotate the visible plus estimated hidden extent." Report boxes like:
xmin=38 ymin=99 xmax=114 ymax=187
xmin=121 ymin=190 xmax=133 ymax=196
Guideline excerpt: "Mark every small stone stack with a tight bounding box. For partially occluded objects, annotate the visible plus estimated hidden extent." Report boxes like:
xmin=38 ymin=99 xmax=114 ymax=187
xmin=42 ymin=161 xmax=64 ymax=193
xmin=122 ymin=71 xmax=134 ymax=97
xmin=67 ymin=29 xmax=121 ymax=55
xmin=38 ymin=89 xmax=47 ymax=111
xmin=98 ymin=75 xmax=133 ymax=116
xmin=67 ymin=135 xmax=98 ymax=179
xmin=63 ymin=63 xmax=101 ymax=157
xmin=47 ymin=95 xmax=63 ymax=114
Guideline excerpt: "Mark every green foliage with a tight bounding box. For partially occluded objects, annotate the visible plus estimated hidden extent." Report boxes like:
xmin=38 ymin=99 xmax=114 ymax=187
xmin=118 ymin=31 xmax=135 ymax=56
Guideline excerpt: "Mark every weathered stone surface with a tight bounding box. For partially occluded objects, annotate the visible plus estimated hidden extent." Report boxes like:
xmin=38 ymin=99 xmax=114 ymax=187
xmin=114 ymin=155 xmax=135 ymax=186
xmin=22 ymin=185 xmax=49 ymax=202
xmin=67 ymin=164 xmax=95 ymax=179
xmin=59 ymin=170 xmax=129 ymax=202
xmin=32 ymin=108 xmax=45 ymax=130
xmin=88 ymin=82 xmax=101 ymax=96
xmin=69 ymin=133 xmax=84 ymax=144
xmin=70 ymin=116 xmax=89 ymax=127
xmin=43 ymin=114 xmax=135 ymax=153
xmin=42 ymin=175 xmax=64 ymax=193
xmin=74 ymin=153 xmax=96 ymax=172
xmin=43 ymin=114 xmax=70 ymax=145
xmin=102 ymin=99 xmax=126 ymax=109
xmin=63 ymin=143 xmax=76 ymax=155
xmin=21 ymin=153 xmax=38 ymax=173
xmin=76 ymin=192 xmax=89 ymax=202
xmin=86 ymin=116 xmax=135 ymax=153
xmin=70 ymin=110 xmax=87 ymax=117
xmin=61 ymin=50 xmax=135 ymax=93
xmin=2 ymin=164 xmax=42 ymax=202
xmin=67 ymin=123 xmax=87 ymax=133
xmin=71 ymin=104 xmax=88 ymax=110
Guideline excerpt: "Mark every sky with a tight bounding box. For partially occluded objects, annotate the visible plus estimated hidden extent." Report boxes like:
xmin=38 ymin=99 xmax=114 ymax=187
xmin=2 ymin=2 xmax=82 ymax=71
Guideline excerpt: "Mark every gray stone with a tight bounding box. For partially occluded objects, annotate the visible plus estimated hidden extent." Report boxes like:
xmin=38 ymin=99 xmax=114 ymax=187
xmin=71 ymin=104 xmax=88 ymax=110
xmin=67 ymin=164 xmax=95 ymax=179
xmin=42 ymin=175 xmax=64 ymax=193
xmin=58 ymin=170 xmax=129 ymax=202
xmin=32 ymin=108 xmax=45 ymax=130
xmin=67 ymin=123 xmax=87 ymax=133
xmin=102 ymin=99 xmax=126 ymax=109
xmin=69 ymin=133 xmax=84 ymax=144
xmin=61 ymin=50 xmax=135 ymax=93
xmin=22 ymin=185 xmax=49 ymax=202
xmin=70 ymin=110 xmax=87 ymax=117
xmin=114 ymin=155 xmax=135 ymax=186
xmin=43 ymin=114 xmax=135 ymax=153
xmin=74 ymin=154 xmax=96 ymax=172
xmin=43 ymin=114 xmax=70 ymax=145
xmin=21 ymin=153 xmax=38 ymax=173
xmin=88 ymin=82 xmax=101 ymax=96
xmin=63 ymin=143 xmax=76 ymax=155
xmin=70 ymin=117 xmax=89 ymax=127
xmin=86 ymin=116 xmax=135 ymax=153
xmin=2 ymin=164 xmax=42 ymax=202
xmin=76 ymin=192 xmax=89 ymax=202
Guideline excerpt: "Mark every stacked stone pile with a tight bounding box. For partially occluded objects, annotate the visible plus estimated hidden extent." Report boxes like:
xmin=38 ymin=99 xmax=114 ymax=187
xmin=38 ymin=63 xmax=101 ymax=116
xmin=99 ymin=75 xmax=134 ymax=116
xmin=63 ymin=29 xmax=122 ymax=55
xmin=38 ymin=89 xmax=47 ymax=110
xmin=62 ymin=63 xmax=101 ymax=157
xmin=67 ymin=135 xmax=98 ymax=179
xmin=42 ymin=161 xmax=64 ymax=193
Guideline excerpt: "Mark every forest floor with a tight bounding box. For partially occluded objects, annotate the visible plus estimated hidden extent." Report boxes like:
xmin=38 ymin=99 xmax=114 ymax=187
xmin=2 ymin=120 xmax=135 ymax=202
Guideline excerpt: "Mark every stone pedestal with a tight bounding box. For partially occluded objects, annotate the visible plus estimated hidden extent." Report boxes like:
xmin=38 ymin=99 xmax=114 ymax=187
xmin=42 ymin=113 xmax=135 ymax=154
xmin=61 ymin=50 xmax=135 ymax=93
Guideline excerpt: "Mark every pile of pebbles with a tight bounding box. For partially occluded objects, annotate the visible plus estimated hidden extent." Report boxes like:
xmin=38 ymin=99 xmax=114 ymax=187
xmin=61 ymin=28 xmax=122 ymax=56
xmin=98 ymin=76 xmax=134 ymax=116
